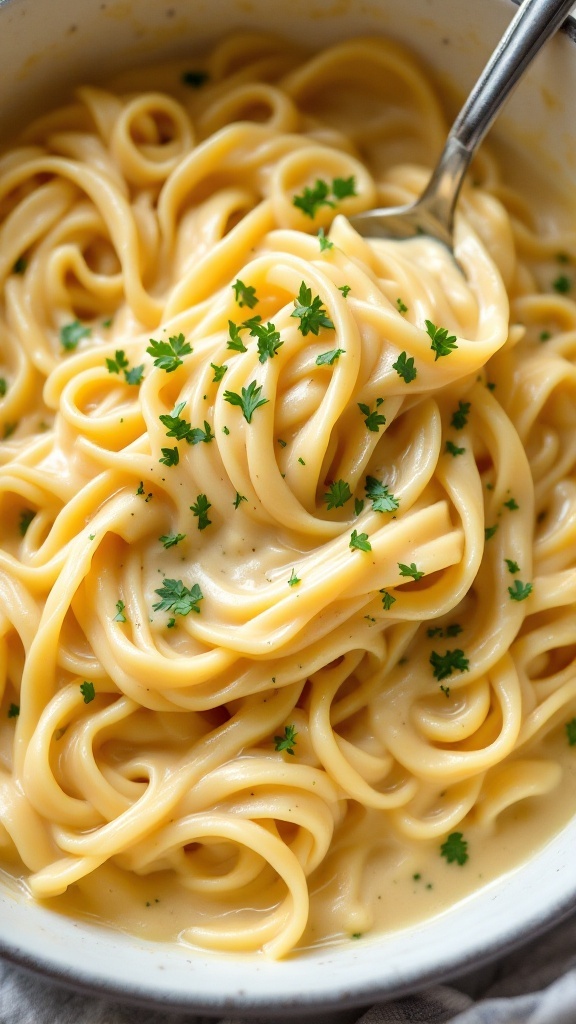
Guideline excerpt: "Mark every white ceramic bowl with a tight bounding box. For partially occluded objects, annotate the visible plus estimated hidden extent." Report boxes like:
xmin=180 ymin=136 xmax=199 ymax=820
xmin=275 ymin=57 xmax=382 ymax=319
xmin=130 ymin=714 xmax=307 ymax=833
xmin=1 ymin=0 xmax=576 ymax=1014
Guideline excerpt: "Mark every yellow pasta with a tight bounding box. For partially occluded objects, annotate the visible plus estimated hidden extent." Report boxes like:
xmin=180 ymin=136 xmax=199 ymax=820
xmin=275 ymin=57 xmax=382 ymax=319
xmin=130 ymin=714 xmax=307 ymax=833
xmin=1 ymin=33 xmax=576 ymax=958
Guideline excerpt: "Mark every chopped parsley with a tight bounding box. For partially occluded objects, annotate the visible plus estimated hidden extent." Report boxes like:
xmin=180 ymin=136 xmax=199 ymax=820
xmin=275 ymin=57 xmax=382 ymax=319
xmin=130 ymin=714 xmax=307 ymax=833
xmin=392 ymin=351 xmax=417 ymax=383
xmin=146 ymin=333 xmax=192 ymax=373
xmin=354 ymin=498 xmax=364 ymax=515
xmin=332 ymin=175 xmax=357 ymax=199
xmin=274 ymin=724 xmax=298 ymax=755
xmin=445 ymin=440 xmax=465 ymax=457
xmin=358 ymin=397 xmax=386 ymax=432
xmin=398 ymin=562 xmax=424 ymax=581
xmin=508 ymin=579 xmax=533 ymax=602
xmin=440 ymin=832 xmax=468 ymax=866
xmin=181 ymin=69 xmax=209 ymax=87
xmin=80 ymin=681 xmax=95 ymax=704
xmin=317 ymin=227 xmax=334 ymax=251
xmin=396 ymin=297 xmax=408 ymax=314
xmin=440 ymin=685 xmax=450 ymax=698
xmin=60 ymin=320 xmax=91 ymax=350
xmin=430 ymin=649 xmax=470 ymax=680
xmin=233 ymin=492 xmax=247 ymax=509
xmin=0 ymin=379 xmax=7 ymax=397
xmin=365 ymin=476 xmax=399 ymax=513
xmin=503 ymin=497 xmax=519 ymax=511
xmin=292 ymin=175 xmax=357 ymax=218
xmin=227 ymin=320 xmax=248 ymax=352
xmin=106 ymin=350 xmax=144 ymax=384
xmin=232 ymin=279 xmax=258 ymax=309
xmin=565 ymin=718 xmax=576 ymax=745
xmin=159 ymin=532 xmax=186 ymax=549
xmin=12 ymin=256 xmax=27 ymax=274
xmin=293 ymin=178 xmax=334 ymax=218
xmin=338 ymin=285 xmax=351 ymax=298
xmin=323 ymin=479 xmax=352 ymax=510
xmin=251 ymin=321 xmax=283 ymax=363
xmin=451 ymin=401 xmax=471 ymax=429
xmin=425 ymin=320 xmax=458 ymax=360
xmin=188 ymin=421 xmax=215 ymax=445
xmin=223 ymin=380 xmax=268 ymax=423
xmin=380 ymin=589 xmax=396 ymax=610
xmin=350 ymin=530 xmax=371 ymax=552
xmin=159 ymin=401 xmax=193 ymax=441
xmin=113 ymin=600 xmax=126 ymax=622
xmin=124 ymin=364 xmax=145 ymax=385
xmin=153 ymin=578 xmax=204 ymax=616
xmin=190 ymin=493 xmax=212 ymax=530
xmin=291 ymin=282 xmax=334 ymax=336
xmin=504 ymin=558 xmax=520 ymax=574
xmin=288 ymin=568 xmax=301 ymax=587
xmin=539 ymin=330 xmax=551 ymax=342
xmin=316 ymin=348 xmax=345 ymax=366
xmin=553 ymin=274 xmax=571 ymax=293
xmin=19 ymin=509 xmax=35 ymax=536
xmin=159 ymin=446 xmax=180 ymax=467
xmin=211 ymin=362 xmax=228 ymax=382
xmin=7 ymin=703 xmax=19 ymax=718
xmin=485 ymin=524 xmax=498 ymax=541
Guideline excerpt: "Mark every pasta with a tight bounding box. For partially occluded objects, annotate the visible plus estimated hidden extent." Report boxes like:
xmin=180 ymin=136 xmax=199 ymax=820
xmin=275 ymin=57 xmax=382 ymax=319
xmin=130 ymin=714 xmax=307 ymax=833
xmin=1 ymin=32 xmax=576 ymax=959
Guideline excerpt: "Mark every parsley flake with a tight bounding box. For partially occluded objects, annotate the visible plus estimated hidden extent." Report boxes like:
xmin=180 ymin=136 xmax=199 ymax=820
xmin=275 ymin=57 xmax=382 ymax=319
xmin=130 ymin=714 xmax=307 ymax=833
xmin=504 ymin=497 xmax=519 ymax=510
xmin=223 ymin=380 xmax=269 ymax=423
xmin=332 ymin=175 xmax=357 ymax=199
xmin=508 ymin=579 xmax=532 ymax=602
xmin=398 ymin=562 xmax=424 ymax=581
xmin=113 ymin=600 xmax=126 ymax=622
xmin=323 ymin=479 xmax=352 ymax=509
xmin=190 ymin=493 xmax=212 ymax=530
xmin=153 ymin=579 xmax=204 ymax=616
xmin=445 ymin=440 xmax=465 ymax=457
xmin=232 ymin=279 xmax=258 ymax=309
xmin=211 ymin=362 xmax=228 ymax=383
xmin=316 ymin=348 xmax=345 ymax=366
xmin=293 ymin=178 xmax=334 ymax=218
xmin=358 ymin=397 xmax=386 ymax=432
xmin=485 ymin=524 xmax=498 ymax=540
xmin=0 ymin=379 xmax=7 ymax=397
xmin=440 ymin=832 xmax=468 ymax=865
xmin=288 ymin=568 xmax=301 ymax=587
xmin=227 ymin=320 xmax=249 ymax=352
xmin=365 ymin=476 xmax=399 ymax=513
xmin=565 ymin=718 xmax=576 ymax=745
xmin=80 ymin=681 xmax=95 ymax=704
xmin=12 ymin=256 xmax=27 ymax=274
xmin=317 ymin=227 xmax=334 ymax=251
xmin=553 ymin=274 xmax=571 ymax=293
xmin=233 ymin=492 xmax=247 ymax=509
xmin=147 ymin=333 xmax=192 ymax=373
xmin=60 ymin=320 xmax=91 ymax=350
xmin=380 ymin=589 xmax=396 ymax=610
xmin=430 ymin=649 xmax=470 ymax=680
xmin=504 ymin=558 xmax=520 ymax=574
xmin=451 ymin=401 xmax=471 ymax=429
xmin=19 ymin=509 xmax=35 ymax=536
xmin=7 ymin=703 xmax=19 ymax=718
xmin=159 ymin=446 xmax=179 ymax=467
xmin=291 ymin=282 xmax=334 ymax=336
xmin=350 ymin=530 xmax=371 ymax=552
xmin=392 ymin=351 xmax=417 ymax=383
xmin=125 ymin=364 xmax=144 ymax=385
xmin=338 ymin=285 xmax=351 ymax=298
xmin=396 ymin=297 xmax=408 ymax=314
xmin=159 ymin=532 xmax=186 ymax=549
xmin=425 ymin=320 xmax=458 ymax=360
xmin=274 ymin=723 xmax=298 ymax=755
xmin=182 ymin=70 xmax=209 ymax=87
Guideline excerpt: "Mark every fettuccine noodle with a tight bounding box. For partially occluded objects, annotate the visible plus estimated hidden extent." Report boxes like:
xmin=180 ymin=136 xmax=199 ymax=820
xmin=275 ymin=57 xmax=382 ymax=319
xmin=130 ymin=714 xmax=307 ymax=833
xmin=1 ymin=33 xmax=576 ymax=958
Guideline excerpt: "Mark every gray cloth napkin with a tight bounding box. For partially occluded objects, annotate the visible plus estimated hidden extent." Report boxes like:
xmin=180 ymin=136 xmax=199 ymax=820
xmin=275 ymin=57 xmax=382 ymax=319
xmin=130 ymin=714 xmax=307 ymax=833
xmin=3 ymin=911 xmax=576 ymax=1024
